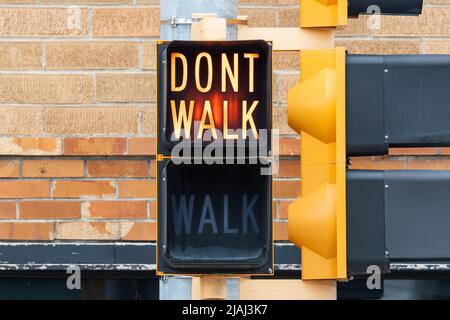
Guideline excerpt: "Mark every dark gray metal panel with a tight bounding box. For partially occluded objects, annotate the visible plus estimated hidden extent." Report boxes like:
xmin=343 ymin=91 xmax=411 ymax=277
xmin=346 ymin=54 xmax=450 ymax=155
xmin=346 ymin=55 xmax=387 ymax=156
xmin=346 ymin=170 xmax=389 ymax=275
xmin=385 ymin=170 xmax=450 ymax=260
xmin=348 ymin=0 xmax=423 ymax=17
xmin=0 ymin=244 xmax=115 ymax=265
xmin=384 ymin=55 xmax=450 ymax=146
xmin=0 ymin=242 xmax=294 ymax=272
xmin=115 ymin=244 xmax=155 ymax=264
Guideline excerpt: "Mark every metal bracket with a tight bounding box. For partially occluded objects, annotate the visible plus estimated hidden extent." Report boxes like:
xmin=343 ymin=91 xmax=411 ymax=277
xmin=161 ymin=15 xmax=198 ymax=28
xmin=161 ymin=15 xmax=248 ymax=28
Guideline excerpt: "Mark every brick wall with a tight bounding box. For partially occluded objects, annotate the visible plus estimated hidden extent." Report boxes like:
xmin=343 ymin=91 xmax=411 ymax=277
xmin=0 ymin=0 xmax=449 ymax=242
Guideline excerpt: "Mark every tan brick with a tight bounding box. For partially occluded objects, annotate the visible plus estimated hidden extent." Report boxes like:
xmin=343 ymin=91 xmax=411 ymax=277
xmin=0 ymin=106 xmax=138 ymax=135
xmin=139 ymin=105 xmax=156 ymax=134
xmin=335 ymin=40 xmax=421 ymax=54
xmin=276 ymin=73 xmax=299 ymax=105
xmin=274 ymin=222 xmax=288 ymax=241
xmin=96 ymin=74 xmax=155 ymax=102
xmin=93 ymin=8 xmax=159 ymax=37
xmin=0 ymin=202 xmax=16 ymax=219
xmin=119 ymin=179 xmax=156 ymax=198
xmin=88 ymin=160 xmax=148 ymax=177
xmin=0 ymin=42 xmax=42 ymax=69
xmin=0 ymin=0 xmax=37 ymax=3
xmin=53 ymin=180 xmax=116 ymax=198
xmin=278 ymin=7 xmax=299 ymax=27
xmin=277 ymin=159 xmax=300 ymax=178
xmin=142 ymin=41 xmax=156 ymax=70
xmin=423 ymin=41 xmax=450 ymax=54
xmin=84 ymin=200 xmax=147 ymax=218
xmin=274 ymin=180 xmax=300 ymax=199
xmin=350 ymin=156 xmax=406 ymax=170
xmin=42 ymin=0 xmax=132 ymax=3
xmin=128 ymin=137 xmax=156 ymax=155
xmin=0 ymin=180 xmax=49 ymax=198
xmin=64 ymin=138 xmax=126 ymax=155
xmin=0 ymin=107 xmax=45 ymax=135
xmin=273 ymin=107 xmax=295 ymax=135
xmin=46 ymin=42 xmax=138 ymax=69
xmin=375 ymin=7 xmax=450 ymax=36
xmin=238 ymin=8 xmax=277 ymax=27
xmin=56 ymin=221 xmax=120 ymax=240
xmin=0 ymin=8 xmax=87 ymax=36
xmin=0 ymin=75 xmax=93 ymax=104
xmin=121 ymin=221 xmax=156 ymax=241
xmin=0 ymin=222 xmax=53 ymax=240
xmin=136 ymin=0 xmax=160 ymax=3
xmin=45 ymin=106 xmax=138 ymax=135
xmin=20 ymin=201 xmax=80 ymax=219
xmin=407 ymin=159 xmax=450 ymax=170
xmin=336 ymin=15 xmax=370 ymax=36
xmin=273 ymin=51 xmax=300 ymax=70
xmin=23 ymin=160 xmax=84 ymax=178
xmin=0 ymin=137 xmax=61 ymax=155
xmin=0 ymin=160 xmax=20 ymax=178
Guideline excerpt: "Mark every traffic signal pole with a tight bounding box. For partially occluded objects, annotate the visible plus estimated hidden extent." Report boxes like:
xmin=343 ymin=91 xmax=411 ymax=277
xmin=158 ymin=0 xmax=337 ymax=300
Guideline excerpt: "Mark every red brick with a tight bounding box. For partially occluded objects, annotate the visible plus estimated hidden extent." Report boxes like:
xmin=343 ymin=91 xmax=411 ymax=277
xmin=64 ymin=138 xmax=126 ymax=155
xmin=439 ymin=147 xmax=450 ymax=155
xmin=119 ymin=179 xmax=156 ymax=198
xmin=274 ymin=180 xmax=301 ymax=199
xmin=407 ymin=159 xmax=450 ymax=170
xmin=274 ymin=222 xmax=289 ymax=241
xmin=87 ymin=160 xmax=148 ymax=177
xmin=0 ymin=180 xmax=49 ymax=198
xmin=277 ymin=159 xmax=300 ymax=177
xmin=0 ymin=222 xmax=53 ymax=240
xmin=85 ymin=201 xmax=147 ymax=218
xmin=389 ymin=147 xmax=439 ymax=156
xmin=279 ymin=200 xmax=292 ymax=219
xmin=53 ymin=180 xmax=116 ymax=198
xmin=127 ymin=137 xmax=156 ymax=155
xmin=149 ymin=160 xmax=157 ymax=178
xmin=149 ymin=200 xmax=156 ymax=219
xmin=278 ymin=137 xmax=300 ymax=156
xmin=0 ymin=137 xmax=61 ymax=155
xmin=121 ymin=221 xmax=156 ymax=241
xmin=20 ymin=201 xmax=80 ymax=219
xmin=22 ymin=160 xmax=84 ymax=177
xmin=350 ymin=156 xmax=406 ymax=170
xmin=0 ymin=202 xmax=16 ymax=219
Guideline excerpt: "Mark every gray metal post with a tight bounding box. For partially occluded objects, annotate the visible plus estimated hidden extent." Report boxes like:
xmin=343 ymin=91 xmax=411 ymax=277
xmin=160 ymin=0 xmax=237 ymax=40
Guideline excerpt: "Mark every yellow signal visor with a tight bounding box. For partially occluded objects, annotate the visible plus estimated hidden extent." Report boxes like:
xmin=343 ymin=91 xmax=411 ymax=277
xmin=287 ymin=48 xmax=346 ymax=280
xmin=300 ymin=0 xmax=348 ymax=28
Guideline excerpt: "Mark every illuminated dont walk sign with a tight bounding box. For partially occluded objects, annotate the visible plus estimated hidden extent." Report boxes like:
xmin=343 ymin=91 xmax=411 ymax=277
xmin=156 ymin=40 xmax=273 ymax=275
